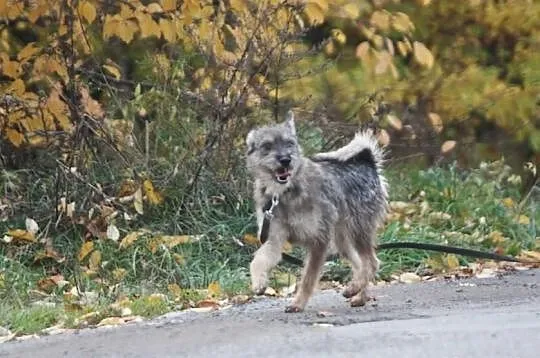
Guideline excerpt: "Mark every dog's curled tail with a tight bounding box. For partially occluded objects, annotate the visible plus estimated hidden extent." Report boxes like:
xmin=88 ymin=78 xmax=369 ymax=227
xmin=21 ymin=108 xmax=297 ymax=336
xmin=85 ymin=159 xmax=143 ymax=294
xmin=312 ymin=129 xmax=385 ymax=170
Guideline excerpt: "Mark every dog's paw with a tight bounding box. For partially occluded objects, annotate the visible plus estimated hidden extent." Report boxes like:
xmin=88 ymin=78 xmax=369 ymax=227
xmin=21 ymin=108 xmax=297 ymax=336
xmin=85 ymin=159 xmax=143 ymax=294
xmin=349 ymin=291 xmax=370 ymax=307
xmin=284 ymin=305 xmax=303 ymax=313
xmin=252 ymin=286 xmax=267 ymax=296
xmin=342 ymin=285 xmax=361 ymax=299
xmin=251 ymin=278 xmax=268 ymax=296
xmin=250 ymin=273 xmax=268 ymax=295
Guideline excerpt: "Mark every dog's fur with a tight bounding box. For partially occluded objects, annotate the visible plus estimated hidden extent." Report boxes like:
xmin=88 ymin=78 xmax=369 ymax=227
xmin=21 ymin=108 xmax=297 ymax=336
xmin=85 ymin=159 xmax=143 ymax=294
xmin=245 ymin=110 xmax=389 ymax=312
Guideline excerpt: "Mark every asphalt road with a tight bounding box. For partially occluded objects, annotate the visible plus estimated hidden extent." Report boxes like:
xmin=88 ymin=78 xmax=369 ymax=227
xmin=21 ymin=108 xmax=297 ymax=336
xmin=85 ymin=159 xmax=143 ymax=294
xmin=1 ymin=268 xmax=539 ymax=358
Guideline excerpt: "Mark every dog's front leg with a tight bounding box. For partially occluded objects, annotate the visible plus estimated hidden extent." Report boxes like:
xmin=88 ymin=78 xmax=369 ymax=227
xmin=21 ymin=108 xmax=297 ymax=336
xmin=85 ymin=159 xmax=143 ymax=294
xmin=285 ymin=244 xmax=327 ymax=313
xmin=250 ymin=238 xmax=283 ymax=295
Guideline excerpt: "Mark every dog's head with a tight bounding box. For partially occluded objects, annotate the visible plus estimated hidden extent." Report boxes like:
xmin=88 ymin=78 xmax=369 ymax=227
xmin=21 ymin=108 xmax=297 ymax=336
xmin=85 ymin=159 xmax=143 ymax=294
xmin=245 ymin=110 xmax=302 ymax=186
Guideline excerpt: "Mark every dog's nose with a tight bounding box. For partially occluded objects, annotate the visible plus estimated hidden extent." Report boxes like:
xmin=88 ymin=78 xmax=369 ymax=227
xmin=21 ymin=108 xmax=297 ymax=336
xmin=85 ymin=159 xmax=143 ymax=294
xmin=278 ymin=156 xmax=291 ymax=167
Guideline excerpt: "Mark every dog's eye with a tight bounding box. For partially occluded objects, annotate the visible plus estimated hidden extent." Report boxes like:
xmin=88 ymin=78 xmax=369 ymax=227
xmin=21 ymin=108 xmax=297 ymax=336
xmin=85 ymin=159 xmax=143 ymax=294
xmin=285 ymin=140 xmax=296 ymax=148
xmin=260 ymin=142 xmax=272 ymax=152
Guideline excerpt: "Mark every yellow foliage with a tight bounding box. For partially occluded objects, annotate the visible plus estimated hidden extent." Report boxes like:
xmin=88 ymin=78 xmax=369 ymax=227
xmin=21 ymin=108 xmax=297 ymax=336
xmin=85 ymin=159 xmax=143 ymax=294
xmin=17 ymin=42 xmax=40 ymax=62
xmin=78 ymin=241 xmax=95 ymax=262
xmin=136 ymin=11 xmax=162 ymax=39
xmin=88 ymin=250 xmax=102 ymax=270
xmin=413 ymin=41 xmax=434 ymax=69
xmin=159 ymin=18 xmax=177 ymax=42
xmin=143 ymin=179 xmax=164 ymax=205
xmin=161 ymin=0 xmax=177 ymax=12
xmin=78 ymin=1 xmax=97 ymax=24
xmin=102 ymin=64 xmax=121 ymax=79
xmin=6 ymin=228 xmax=36 ymax=243
xmin=207 ymin=281 xmax=221 ymax=298
xmin=303 ymin=2 xmax=326 ymax=26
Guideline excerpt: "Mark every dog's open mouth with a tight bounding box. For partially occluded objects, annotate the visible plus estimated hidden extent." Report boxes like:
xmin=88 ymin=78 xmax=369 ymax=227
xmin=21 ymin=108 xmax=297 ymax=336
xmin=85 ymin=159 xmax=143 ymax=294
xmin=275 ymin=167 xmax=291 ymax=184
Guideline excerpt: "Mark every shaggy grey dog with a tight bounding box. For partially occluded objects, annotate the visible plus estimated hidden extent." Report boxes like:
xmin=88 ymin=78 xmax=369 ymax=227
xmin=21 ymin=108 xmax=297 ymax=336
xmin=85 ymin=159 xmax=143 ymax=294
xmin=245 ymin=110 xmax=389 ymax=312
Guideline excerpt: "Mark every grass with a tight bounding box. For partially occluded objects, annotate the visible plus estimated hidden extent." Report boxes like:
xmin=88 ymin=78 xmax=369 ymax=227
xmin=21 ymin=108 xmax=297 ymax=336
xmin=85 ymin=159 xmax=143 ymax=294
xmin=0 ymin=304 xmax=65 ymax=335
xmin=1 ymin=146 xmax=538 ymax=336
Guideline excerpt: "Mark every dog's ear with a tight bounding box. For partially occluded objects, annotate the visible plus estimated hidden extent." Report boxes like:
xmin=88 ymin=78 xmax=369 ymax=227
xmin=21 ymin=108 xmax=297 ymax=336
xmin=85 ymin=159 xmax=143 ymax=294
xmin=246 ymin=130 xmax=256 ymax=154
xmin=284 ymin=110 xmax=296 ymax=136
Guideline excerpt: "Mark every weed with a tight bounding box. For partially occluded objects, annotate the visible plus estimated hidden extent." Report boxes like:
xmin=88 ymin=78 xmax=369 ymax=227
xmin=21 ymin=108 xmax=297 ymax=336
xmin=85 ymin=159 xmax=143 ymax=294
xmin=0 ymin=304 xmax=64 ymax=335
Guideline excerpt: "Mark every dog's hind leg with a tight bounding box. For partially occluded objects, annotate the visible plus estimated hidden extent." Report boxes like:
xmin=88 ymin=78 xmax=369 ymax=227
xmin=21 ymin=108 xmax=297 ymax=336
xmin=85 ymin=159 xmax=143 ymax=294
xmin=250 ymin=239 xmax=283 ymax=295
xmin=338 ymin=239 xmax=365 ymax=299
xmin=349 ymin=246 xmax=379 ymax=307
xmin=285 ymin=243 xmax=328 ymax=313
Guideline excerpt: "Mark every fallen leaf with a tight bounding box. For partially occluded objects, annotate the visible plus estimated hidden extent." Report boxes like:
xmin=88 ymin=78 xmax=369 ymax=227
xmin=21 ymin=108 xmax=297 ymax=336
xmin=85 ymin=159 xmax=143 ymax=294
xmin=41 ymin=325 xmax=67 ymax=336
xmin=280 ymin=283 xmax=297 ymax=297
xmin=78 ymin=241 xmax=94 ymax=262
xmin=389 ymin=201 xmax=416 ymax=215
xmin=33 ymin=247 xmax=66 ymax=264
xmin=118 ymin=179 xmax=137 ymax=198
xmin=207 ymin=281 xmax=221 ymax=298
xmin=386 ymin=114 xmax=403 ymax=131
xmin=518 ymin=250 xmax=540 ymax=262
xmin=517 ymin=215 xmax=530 ymax=225
xmin=173 ymin=253 xmax=185 ymax=265
xmin=190 ymin=306 xmax=215 ymax=313
xmin=475 ymin=268 xmax=496 ymax=279
xmin=97 ymin=317 xmax=125 ymax=327
xmin=134 ymin=188 xmax=144 ymax=214
xmin=77 ymin=311 xmax=101 ymax=326
xmin=167 ymin=283 xmax=183 ymax=298
xmin=445 ymin=254 xmax=460 ymax=270
xmin=501 ymin=197 xmax=514 ymax=208
xmin=119 ymin=231 xmax=143 ymax=249
xmin=15 ymin=333 xmax=42 ymax=342
xmin=25 ymin=217 xmax=39 ymax=235
xmin=143 ymin=179 xmax=164 ymax=205
xmin=230 ymin=295 xmax=250 ymax=305
xmin=88 ymin=250 xmax=102 ymax=270
xmin=243 ymin=233 xmax=260 ymax=246
xmin=428 ymin=211 xmax=451 ymax=221
xmin=441 ymin=140 xmax=457 ymax=154
xmin=487 ymin=231 xmax=506 ymax=245
xmin=264 ymin=287 xmax=277 ymax=296
xmin=106 ymin=224 xmax=120 ymax=241
xmin=428 ymin=112 xmax=443 ymax=133
xmin=160 ymin=235 xmax=192 ymax=248
xmin=195 ymin=299 xmax=220 ymax=309
xmin=120 ymin=307 xmax=132 ymax=317
xmin=0 ymin=333 xmax=14 ymax=343
xmin=282 ymin=241 xmax=293 ymax=253
xmin=80 ymin=86 xmax=104 ymax=119
xmin=399 ymin=272 xmax=421 ymax=284
xmin=123 ymin=315 xmax=143 ymax=323
xmin=102 ymin=64 xmax=121 ymax=80
xmin=112 ymin=268 xmax=127 ymax=282
xmin=6 ymin=228 xmax=36 ymax=243
xmin=37 ymin=274 xmax=65 ymax=293
xmin=377 ymin=129 xmax=390 ymax=146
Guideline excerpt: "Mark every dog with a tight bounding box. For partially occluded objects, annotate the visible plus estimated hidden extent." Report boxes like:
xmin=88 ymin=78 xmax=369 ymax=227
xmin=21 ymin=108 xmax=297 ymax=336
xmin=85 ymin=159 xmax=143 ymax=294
xmin=245 ymin=110 xmax=389 ymax=312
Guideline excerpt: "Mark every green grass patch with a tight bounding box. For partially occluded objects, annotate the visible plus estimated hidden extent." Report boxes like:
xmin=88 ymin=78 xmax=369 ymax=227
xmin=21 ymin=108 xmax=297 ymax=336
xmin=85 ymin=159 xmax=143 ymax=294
xmin=1 ymin=158 xmax=538 ymax=336
xmin=0 ymin=304 xmax=64 ymax=335
xmin=129 ymin=295 xmax=171 ymax=318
